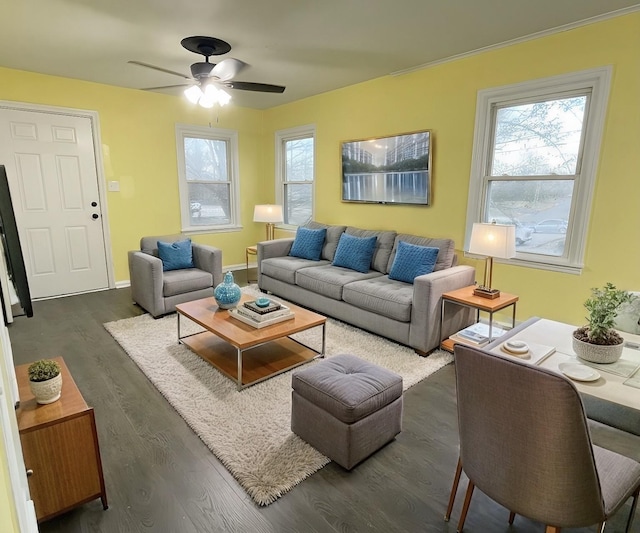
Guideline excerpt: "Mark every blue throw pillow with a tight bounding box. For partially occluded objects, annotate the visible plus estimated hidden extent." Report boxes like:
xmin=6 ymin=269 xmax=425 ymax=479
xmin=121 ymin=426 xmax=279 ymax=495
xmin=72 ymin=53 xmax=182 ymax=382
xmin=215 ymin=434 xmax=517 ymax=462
xmin=157 ymin=239 xmax=194 ymax=271
xmin=389 ymin=240 xmax=439 ymax=283
xmin=289 ymin=227 xmax=327 ymax=261
xmin=332 ymin=233 xmax=377 ymax=273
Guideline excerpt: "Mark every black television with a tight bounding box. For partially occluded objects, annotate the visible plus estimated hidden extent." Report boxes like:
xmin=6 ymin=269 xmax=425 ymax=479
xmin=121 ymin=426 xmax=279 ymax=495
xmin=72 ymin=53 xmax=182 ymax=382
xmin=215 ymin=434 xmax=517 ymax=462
xmin=0 ymin=165 xmax=32 ymax=320
xmin=341 ymin=130 xmax=432 ymax=205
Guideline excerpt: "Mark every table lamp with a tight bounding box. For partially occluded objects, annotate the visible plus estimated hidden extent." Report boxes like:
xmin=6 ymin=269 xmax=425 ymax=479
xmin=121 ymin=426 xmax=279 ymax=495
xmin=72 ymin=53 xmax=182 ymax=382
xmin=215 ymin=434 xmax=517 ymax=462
xmin=467 ymin=222 xmax=516 ymax=299
xmin=253 ymin=204 xmax=283 ymax=240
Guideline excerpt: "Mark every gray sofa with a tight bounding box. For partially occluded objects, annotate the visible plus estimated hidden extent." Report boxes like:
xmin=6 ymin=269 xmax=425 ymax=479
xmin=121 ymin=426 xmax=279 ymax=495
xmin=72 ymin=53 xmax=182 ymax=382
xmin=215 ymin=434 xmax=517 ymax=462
xmin=128 ymin=234 xmax=223 ymax=318
xmin=257 ymin=222 xmax=475 ymax=354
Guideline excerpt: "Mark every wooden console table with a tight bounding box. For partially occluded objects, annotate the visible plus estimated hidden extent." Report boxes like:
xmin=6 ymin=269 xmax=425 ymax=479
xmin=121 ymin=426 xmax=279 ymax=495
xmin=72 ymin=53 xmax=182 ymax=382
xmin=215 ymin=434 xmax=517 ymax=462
xmin=15 ymin=357 xmax=108 ymax=522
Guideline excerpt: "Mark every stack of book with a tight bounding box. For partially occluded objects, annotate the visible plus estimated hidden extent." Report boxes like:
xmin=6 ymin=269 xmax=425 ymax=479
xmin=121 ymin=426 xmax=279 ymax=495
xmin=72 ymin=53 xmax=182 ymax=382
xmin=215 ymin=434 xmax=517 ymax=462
xmin=449 ymin=322 xmax=507 ymax=347
xmin=229 ymin=300 xmax=294 ymax=328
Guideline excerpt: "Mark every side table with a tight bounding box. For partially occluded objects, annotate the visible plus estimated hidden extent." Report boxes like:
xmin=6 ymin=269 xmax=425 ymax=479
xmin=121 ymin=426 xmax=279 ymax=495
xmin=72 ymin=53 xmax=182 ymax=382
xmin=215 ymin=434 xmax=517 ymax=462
xmin=245 ymin=245 xmax=257 ymax=284
xmin=440 ymin=285 xmax=518 ymax=353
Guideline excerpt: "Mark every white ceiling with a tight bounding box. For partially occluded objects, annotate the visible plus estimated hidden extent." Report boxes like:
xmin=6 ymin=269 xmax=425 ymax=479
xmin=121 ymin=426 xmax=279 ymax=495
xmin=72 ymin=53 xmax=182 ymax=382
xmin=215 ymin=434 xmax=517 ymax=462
xmin=2 ymin=0 xmax=639 ymax=109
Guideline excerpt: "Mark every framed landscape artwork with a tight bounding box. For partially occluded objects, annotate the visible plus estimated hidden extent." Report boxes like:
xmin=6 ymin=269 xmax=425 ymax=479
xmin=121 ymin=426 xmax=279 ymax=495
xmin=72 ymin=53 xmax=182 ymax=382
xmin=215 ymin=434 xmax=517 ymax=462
xmin=341 ymin=130 xmax=432 ymax=205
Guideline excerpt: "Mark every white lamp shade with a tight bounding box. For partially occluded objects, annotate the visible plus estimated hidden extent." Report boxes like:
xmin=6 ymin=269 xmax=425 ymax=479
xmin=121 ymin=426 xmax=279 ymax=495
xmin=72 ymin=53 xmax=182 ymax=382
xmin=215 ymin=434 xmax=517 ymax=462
xmin=253 ymin=204 xmax=283 ymax=223
xmin=468 ymin=223 xmax=516 ymax=259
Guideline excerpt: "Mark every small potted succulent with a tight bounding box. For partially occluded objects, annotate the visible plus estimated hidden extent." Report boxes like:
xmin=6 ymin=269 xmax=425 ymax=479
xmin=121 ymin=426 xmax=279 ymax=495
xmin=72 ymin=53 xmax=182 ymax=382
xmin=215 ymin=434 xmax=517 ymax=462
xmin=28 ymin=359 xmax=62 ymax=404
xmin=573 ymin=283 xmax=635 ymax=364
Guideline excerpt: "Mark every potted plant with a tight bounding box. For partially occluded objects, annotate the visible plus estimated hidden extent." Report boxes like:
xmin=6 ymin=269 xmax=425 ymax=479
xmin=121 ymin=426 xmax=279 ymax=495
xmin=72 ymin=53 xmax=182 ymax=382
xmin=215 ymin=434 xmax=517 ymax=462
xmin=573 ymin=283 xmax=635 ymax=364
xmin=28 ymin=359 xmax=62 ymax=404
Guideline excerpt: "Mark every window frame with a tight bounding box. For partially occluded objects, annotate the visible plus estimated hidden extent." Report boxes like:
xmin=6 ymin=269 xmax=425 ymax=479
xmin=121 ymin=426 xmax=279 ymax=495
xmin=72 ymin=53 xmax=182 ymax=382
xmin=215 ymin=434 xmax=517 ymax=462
xmin=275 ymin=124 xmax=316 ymax=229
xmin=465 ymin=67 xmax=612 ymax=274
xmin=175 ymin=123 xmax=241 ymax=234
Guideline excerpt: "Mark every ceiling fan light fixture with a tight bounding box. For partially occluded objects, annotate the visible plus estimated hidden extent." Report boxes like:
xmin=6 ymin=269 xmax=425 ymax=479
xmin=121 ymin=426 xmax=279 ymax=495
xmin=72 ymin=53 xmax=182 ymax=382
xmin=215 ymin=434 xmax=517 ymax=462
xmin=217 ymin=89 xmax=231 ymax=107
xmin=184 ymin=85 xmax=203 ymax=104
xmin=198 ymin=95 xmax=215 ymax=108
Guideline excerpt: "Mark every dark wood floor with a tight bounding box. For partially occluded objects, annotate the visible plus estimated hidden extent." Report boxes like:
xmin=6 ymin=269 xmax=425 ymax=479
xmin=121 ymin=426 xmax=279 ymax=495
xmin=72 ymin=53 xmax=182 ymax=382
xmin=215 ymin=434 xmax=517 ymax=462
xmin=7 ymin=276 xmax=640 ymax=532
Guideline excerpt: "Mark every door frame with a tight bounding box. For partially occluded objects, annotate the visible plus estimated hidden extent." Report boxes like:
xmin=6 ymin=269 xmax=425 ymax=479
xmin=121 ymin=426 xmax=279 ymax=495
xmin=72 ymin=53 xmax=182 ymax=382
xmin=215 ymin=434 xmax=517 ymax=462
xmin=0 ymin=100 xmax=115 ymax=294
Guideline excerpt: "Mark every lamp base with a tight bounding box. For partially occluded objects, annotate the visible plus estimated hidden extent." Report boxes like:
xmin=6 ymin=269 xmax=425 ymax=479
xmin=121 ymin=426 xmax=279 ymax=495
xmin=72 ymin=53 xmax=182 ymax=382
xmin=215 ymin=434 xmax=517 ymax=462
xmin=473 ymin=286 xmax=501 ymax=299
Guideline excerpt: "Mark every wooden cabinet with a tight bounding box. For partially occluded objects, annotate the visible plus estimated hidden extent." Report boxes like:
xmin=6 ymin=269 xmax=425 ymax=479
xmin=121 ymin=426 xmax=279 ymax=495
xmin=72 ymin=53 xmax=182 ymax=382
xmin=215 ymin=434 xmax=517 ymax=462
xmin=15 ymin=357 xmax=107 ymax=522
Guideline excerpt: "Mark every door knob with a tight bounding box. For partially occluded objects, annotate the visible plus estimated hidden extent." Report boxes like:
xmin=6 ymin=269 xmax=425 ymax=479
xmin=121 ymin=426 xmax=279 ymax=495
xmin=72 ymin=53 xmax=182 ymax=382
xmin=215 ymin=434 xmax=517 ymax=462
xmin=26 ymin=469 xmax=33 ymax=477
xmin=91 ymin=201 xmax=97 ymax=207
xmin=92 ymin=214 xmax=99 ymax=220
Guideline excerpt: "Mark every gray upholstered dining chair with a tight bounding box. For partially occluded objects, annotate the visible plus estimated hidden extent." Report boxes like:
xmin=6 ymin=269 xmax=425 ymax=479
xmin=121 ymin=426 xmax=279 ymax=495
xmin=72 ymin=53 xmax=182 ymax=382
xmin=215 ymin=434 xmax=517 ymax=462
xmin=128 ymin=234 xmax=223 ymax=317
xmin=452 ymin=343 xmax=640 ymax=533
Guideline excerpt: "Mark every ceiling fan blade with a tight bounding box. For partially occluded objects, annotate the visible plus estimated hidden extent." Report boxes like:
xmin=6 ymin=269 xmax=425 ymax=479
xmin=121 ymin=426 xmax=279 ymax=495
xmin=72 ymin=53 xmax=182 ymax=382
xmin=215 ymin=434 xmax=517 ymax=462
xmin=141 ymin=83 xmax=192 ymax=91
xmin=210 ymin=58 xmax=247 ymax=82
xmin=227 ymin=81 xmax=286 ymax=93
xmin=128 ymin=61 xmax=191 ymax=79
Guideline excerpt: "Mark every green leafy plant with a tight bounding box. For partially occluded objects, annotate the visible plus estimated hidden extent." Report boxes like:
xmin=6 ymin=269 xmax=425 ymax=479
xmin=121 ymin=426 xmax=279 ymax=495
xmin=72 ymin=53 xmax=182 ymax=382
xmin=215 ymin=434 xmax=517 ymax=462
xmin=27 ymin=359 xmax=61 ymax=382
xmin=574 ymin=283 xmax=635 ymax=345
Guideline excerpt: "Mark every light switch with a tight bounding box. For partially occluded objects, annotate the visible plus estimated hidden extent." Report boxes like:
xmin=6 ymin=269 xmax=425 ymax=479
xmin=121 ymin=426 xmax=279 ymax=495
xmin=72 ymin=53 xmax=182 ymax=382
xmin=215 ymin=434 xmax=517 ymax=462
xmin=108 ymin=181 xmax=120 ymax=192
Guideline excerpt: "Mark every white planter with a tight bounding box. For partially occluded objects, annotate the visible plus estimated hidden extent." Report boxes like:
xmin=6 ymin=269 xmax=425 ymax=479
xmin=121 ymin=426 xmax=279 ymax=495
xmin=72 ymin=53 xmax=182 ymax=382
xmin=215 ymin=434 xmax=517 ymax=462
xmin=572 ymin=335 xmax=624 ymax=364
xmin=29 ymin=373 xmax=63 ymax=404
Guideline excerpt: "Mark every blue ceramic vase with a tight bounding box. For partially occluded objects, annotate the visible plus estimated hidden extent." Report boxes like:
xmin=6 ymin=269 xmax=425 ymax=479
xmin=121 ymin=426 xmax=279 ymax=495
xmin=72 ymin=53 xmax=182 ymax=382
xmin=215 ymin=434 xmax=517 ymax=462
xmin=214 ymin=271 xmax=242 ymax=309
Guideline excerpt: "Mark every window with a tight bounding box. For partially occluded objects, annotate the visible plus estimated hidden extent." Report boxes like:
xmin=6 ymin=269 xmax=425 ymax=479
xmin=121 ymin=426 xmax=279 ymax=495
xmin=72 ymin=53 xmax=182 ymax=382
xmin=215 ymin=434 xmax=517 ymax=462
xmin=275 ymin=125 xmax=315 ymax=227
xmin=176 ymin=124 xmax=240 ymax=232
xmin=465 ymin=68 xmax=612 ymax=273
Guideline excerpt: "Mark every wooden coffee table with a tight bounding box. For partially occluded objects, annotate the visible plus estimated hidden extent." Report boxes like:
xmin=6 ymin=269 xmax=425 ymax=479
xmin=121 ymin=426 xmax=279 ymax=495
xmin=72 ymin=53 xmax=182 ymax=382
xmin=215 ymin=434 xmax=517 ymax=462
xmin=175 ymin=295 xmax=326 ymax=390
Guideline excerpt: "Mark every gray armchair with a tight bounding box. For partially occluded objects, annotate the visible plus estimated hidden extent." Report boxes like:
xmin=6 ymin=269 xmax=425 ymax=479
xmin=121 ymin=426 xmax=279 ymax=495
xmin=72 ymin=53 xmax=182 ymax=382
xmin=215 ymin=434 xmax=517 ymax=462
xmin=452 ymin=344 xmax=640 ymax=533
xmin=128 ymin=234 xmax=223 ymax=318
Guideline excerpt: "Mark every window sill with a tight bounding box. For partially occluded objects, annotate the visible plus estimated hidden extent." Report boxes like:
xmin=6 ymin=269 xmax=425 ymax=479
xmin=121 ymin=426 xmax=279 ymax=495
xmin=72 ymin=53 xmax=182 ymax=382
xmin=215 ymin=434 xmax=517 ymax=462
xmin=465 ymin=253 xmax=583 ymax=275
xmin=182 ymin=225 xmax=243 ymax=235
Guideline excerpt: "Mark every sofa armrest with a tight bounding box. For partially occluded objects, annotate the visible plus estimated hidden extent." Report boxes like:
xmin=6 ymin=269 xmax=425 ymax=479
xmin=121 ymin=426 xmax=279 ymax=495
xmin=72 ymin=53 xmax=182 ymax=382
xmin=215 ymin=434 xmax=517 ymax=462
xmin=409 ymin=265 xmax=476 ymax=353
xmin=257 ymin=238 xmax=294 ymax=260
xmin=257 ymin=238 xmax=294 ymax=286
xmin=128 ymin=251 xmax=165 ymax=317
xmin=192 ymin=243 xmax=223 ymax=287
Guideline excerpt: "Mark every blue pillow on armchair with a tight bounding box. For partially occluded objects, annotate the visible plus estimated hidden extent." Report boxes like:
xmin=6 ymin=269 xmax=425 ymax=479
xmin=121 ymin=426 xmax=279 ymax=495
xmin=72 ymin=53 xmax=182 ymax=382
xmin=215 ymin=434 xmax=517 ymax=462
xmin=332 ymin=233 xmax=377 ymax=273
xmin=389 ymin=240 xmax=439 ymax=283
xmin=289 ymin=227 xmax=327 ymax=261
xmin=157 ymin=239 xmax=194 ymax=271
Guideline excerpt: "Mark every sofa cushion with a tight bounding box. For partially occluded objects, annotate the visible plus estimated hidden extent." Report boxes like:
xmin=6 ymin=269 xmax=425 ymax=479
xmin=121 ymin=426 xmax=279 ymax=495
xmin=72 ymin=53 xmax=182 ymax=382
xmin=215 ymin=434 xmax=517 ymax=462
xmin=387 ymin=234 xmax=455 ymax=273
xmin=290 ymin=227 xmax=327 ymax=261
xmin=343 ymin=276 xmax=414 ymax=322
xmin=304 ymin=221 xmax=346 ymax=261
xmin=388 ymin=241 xmax=439 ymax=283
xmin=296 ymin=265 xmax=383 ymax=300
xmin=162 ymin=268 xmax=212 ymax=297
xmin=262 ymin=256 xmax=330 ymax=285
xmin=332 ymin=233 xmax=378 ymax=273
xmin=345 ymin=227 xmax=397 ymax=273
xmin=158 ymin=239 xmax=194 ymax=271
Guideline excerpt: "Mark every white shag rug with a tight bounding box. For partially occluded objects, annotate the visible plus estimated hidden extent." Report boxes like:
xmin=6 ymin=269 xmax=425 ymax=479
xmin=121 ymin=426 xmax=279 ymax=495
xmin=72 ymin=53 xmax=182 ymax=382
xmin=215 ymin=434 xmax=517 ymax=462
xmin=104 ymin=287 xmax=453 ymax=506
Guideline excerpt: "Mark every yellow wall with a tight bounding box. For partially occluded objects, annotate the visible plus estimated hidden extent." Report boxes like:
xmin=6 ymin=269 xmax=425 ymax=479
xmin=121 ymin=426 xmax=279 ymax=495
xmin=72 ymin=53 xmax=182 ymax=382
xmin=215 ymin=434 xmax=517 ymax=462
xmin=263 ymin=12 xmax=640 ymax=326
xmin=0 ymin=14 xmax=636 ymax=323
xmin=0 ymin=431 xmax=19 ymax=533
xmin=0 ymin=340 xmax=19 ymax=533
xmin=0 ymin=67 xmax=267 ymax=278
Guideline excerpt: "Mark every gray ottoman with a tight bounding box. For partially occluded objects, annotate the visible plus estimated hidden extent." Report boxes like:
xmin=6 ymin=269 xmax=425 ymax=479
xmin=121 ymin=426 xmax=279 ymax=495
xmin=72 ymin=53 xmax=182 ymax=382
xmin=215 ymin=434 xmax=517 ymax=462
xmin=291 ymin=354 xmax=403 ymax=470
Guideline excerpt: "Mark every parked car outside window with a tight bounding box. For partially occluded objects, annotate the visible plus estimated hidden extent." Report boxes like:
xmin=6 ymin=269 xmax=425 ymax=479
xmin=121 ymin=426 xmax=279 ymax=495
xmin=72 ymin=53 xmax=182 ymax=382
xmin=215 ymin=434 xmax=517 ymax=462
xmin=534 ymin=219 xmax=568 ymax=234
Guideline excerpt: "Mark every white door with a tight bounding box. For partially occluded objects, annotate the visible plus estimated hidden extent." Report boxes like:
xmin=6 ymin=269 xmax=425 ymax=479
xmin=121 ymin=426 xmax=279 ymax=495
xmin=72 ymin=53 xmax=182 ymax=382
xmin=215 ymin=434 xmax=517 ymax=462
xmin=0 ymin=109 xmax=109 ymax=298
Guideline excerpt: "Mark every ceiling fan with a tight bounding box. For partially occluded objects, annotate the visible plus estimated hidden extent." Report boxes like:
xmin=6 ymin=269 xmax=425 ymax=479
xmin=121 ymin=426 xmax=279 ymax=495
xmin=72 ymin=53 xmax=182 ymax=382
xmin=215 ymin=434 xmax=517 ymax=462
xmin=129 ymin=36 xmax=285 ymax=107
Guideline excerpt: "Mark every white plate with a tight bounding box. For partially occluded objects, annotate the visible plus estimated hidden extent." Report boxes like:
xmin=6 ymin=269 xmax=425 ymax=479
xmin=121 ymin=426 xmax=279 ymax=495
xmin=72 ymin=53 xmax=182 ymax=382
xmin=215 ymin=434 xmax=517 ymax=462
xmin=558 ymin=362 xmax=600 ymax=382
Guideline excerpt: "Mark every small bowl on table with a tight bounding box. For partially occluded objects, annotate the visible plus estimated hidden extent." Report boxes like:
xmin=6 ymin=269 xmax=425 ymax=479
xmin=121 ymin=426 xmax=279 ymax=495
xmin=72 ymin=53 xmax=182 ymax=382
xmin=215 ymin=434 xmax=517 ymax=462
xmin=255 ymin=297 xmax=271 ymax=308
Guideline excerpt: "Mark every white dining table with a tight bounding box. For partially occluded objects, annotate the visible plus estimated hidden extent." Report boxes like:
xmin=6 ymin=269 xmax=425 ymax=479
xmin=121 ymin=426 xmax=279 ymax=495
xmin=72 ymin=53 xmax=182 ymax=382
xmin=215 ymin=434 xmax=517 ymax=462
xmin=485 ymin=317 xmax=640 ymax=434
